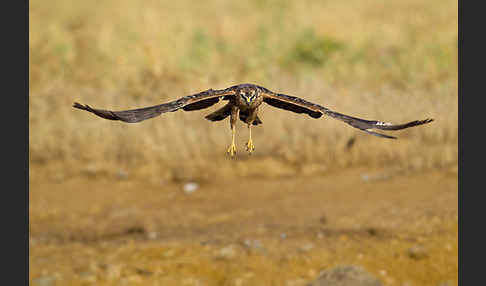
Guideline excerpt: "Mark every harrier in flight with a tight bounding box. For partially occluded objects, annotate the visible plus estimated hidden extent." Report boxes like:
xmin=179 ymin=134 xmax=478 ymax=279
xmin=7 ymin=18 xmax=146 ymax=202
xmin=73 ymin=83 xmax=433 ymax=156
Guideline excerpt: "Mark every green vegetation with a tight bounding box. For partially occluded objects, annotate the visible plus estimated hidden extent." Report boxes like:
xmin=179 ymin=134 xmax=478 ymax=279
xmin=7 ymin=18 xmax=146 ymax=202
xmin=287 ymin=28 xmax=345 ymax=67
xmin=29 ymin=0 xmax=458 ymax=180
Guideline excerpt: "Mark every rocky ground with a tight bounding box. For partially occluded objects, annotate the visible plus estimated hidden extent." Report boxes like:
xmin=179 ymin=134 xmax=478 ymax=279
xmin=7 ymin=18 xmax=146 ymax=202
xmin=29 ymin=166 xmax=458 ymax=286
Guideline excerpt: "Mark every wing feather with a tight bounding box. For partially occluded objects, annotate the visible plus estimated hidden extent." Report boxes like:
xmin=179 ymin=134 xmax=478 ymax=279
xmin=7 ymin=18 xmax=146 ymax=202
xmin=261 ymin=91 xmax=433 ymax=139
xmin=73 ymin=88 xmax=236 ymax=123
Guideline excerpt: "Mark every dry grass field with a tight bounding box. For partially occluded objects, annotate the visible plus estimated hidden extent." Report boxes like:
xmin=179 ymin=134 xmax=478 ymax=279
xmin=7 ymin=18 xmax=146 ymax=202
xmin=30 ymin=0 xmax=458 ymax=285
xmin=29 ymin=0 xmax=457 ymax=178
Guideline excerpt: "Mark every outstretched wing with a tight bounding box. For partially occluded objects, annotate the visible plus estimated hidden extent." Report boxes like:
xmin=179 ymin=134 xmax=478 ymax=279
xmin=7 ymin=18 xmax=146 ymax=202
xmin=261 ymin=91 xmax=433 ymax=139
xmin=73 ymin=88 xmax=236 ymax=123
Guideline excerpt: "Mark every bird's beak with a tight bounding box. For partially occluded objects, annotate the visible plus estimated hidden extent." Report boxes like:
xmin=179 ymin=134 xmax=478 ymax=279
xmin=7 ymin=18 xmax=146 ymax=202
xmin=246 ymin=97 xmax=251 ymax=105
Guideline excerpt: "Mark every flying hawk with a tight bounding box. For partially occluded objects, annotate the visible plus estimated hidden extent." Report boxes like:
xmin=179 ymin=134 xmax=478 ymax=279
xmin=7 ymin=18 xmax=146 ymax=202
xmin=73 ymin=83 xmax=433 ymax=156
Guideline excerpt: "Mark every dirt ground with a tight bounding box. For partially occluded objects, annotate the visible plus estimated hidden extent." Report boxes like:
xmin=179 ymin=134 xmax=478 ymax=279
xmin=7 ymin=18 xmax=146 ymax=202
xmin=29 ymin=166 xmax=458 ymax=286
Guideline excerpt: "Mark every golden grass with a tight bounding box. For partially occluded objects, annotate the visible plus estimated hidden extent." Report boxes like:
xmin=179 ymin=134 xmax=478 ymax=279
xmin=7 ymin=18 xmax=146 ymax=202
xmin=29 ymin=0 xmax=458 ymax=179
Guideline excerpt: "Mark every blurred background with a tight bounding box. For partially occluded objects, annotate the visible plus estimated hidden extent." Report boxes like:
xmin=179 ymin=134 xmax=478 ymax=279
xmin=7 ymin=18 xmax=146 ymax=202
xmin=29 ymin=0 xmax=458 ymax=285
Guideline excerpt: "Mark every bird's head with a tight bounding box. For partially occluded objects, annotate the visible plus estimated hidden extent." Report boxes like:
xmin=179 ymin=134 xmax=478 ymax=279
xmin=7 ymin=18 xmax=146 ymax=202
xmin=239 ymin=89 xmax=258 ymax=106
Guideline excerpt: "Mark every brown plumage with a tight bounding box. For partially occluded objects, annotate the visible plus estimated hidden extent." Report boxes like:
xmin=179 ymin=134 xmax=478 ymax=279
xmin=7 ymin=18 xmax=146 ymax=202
xmin=73 ymin=83 xmax=434 ymax=156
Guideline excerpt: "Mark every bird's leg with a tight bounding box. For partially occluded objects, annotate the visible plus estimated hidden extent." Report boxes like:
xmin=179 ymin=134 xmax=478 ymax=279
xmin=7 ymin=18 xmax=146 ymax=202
xmin=227 ymin=124 xmax=237 ymax=157
xmin=227 ymin=107 xmax=239 ymax=157
xmin=246 ymin=124 xmax=255 ymax=154
xmin=245 ymin=108 xmax=257 ymax=154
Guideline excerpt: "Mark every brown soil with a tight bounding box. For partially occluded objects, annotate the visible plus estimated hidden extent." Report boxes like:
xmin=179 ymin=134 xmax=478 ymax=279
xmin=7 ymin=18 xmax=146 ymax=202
xmin=29 ymin=166 xmax=458 ymax=286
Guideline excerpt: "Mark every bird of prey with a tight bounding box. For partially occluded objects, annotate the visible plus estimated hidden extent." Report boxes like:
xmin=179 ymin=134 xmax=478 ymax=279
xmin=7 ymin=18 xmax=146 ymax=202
xmin=73 ymin=83 xmax=433 ymax=156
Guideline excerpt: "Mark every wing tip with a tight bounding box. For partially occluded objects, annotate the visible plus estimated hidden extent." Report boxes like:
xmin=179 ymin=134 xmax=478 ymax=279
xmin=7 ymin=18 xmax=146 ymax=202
xmin=369 ymin=118 xmax=434 ymax=138
xmin=73 ymin=102 xmax=90 ymax=111
xmin=73 ymin=102 xmax=88 ymax=110
xmin=411 ymin=118 xmax=434 ymax=128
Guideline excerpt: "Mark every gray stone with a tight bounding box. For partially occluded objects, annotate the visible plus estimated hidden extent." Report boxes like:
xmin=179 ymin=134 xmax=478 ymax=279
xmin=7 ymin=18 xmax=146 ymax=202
xmin=32 ymin=276 xmax=56 ymax=286
xmin=407 ymin=245 xmax=428 ymax=260
xmin=116 ymin=169 xmax=129 ymax=180
xmin=307 ymin=265 xmax=382 ymax=286
xmin=299 ymin=242 xmax=314 ymax=252
xmin=216 ymin=245 xmax=236 ymax=259
xmin=183 ymin=182 xmax=199 ymax=194
xmin=436 ymin=281 xmax=453 ymax=286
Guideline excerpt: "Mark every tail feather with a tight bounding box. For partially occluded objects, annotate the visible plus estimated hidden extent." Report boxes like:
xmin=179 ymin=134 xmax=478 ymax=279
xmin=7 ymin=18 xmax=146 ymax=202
xmin=239 ymin=112 xmax=262 ymax=125
xmin=205 ymin=104 xmax=263 ymax=125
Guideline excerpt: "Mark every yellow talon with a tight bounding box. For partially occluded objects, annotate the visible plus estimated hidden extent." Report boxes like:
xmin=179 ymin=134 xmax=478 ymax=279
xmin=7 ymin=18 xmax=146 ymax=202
xmin=246 ymin=124 xmax=255 ymax=154
xmin=246 ymin=138 xmax=255 ymax=154
xmin=227 ymin=143 xmax=237 ymax=157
